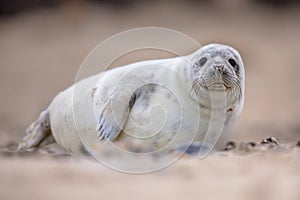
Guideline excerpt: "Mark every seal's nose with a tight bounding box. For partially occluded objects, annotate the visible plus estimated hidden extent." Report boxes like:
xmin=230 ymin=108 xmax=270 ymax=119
xmin=214 ymin=64 xmax=224 ymax=74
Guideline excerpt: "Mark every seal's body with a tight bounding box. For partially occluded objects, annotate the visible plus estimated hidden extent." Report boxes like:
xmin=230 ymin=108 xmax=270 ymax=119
xmin=19 ymin=44 xmax=245 ymax=155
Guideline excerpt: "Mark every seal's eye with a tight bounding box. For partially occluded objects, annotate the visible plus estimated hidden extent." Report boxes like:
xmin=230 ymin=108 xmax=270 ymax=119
xmin=228 ymin=58 xmax=238 ymax=70
xmin=198 ymin=57 xmax=207 ymax=67
xmin=228 ymin=58 xmax=237 ymax=67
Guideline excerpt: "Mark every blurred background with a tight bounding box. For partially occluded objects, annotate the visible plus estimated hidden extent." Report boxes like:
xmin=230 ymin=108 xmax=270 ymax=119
xmin=0 ymin=0 xmax=300 ymax=146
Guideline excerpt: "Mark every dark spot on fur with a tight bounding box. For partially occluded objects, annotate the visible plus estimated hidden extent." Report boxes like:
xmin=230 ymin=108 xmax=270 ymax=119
xmin=91 ymin=88 xmax=97 ymax=98
xmin=166 ymin=92 xmax=172 ymax=99
xmin=152 ymin=141 xmax=160 ymax=148
xmin=129 ymin=93 xmax=137 ymax=110
xmin=80 ymin=145 xmax=91 ymax=156
xmin=227 ymin=108 xmax=233 ymax=113
xmin=147 ymin=84 xmax=156 ymax=93
xmin=149 ymin=74 xmax=154 ymax=79
xmin=172 ymin=122 xmax=180 ymax=131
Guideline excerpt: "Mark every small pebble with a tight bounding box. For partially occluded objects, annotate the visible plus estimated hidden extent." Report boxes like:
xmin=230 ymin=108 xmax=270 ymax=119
xmin=260 ymin=137 xmax=280 ymax=145
xmin=223 ymin=141 xmax=236 ymax=151
xmin=247 ymin=141 xmax=257 ymax=148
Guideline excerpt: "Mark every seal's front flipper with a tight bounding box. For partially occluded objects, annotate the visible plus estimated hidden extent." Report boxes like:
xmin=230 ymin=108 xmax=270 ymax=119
xmin=18 ymin=109 xmax=54 ymax=150
xmin=96 ymin=98 xmax=123 ymax=141
xmin=176 ymin=142 xmax=214 ymax=156
xmin=96 ymin=89 xmax=138 ymax=142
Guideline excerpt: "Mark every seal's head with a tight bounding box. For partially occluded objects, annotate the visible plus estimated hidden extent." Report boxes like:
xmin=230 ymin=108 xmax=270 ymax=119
xmin=189 ymin=43 xmax=245 ymax=102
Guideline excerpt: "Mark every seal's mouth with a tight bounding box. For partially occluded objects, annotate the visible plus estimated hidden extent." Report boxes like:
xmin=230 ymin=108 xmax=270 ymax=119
xmin=192 ymin=69 xmax=234 ymax=92
xmin=212 ymin=82 xmax=232 ymax=91
xmin=191 ymin=75 xmax=242 ymax=101
xmin=199 ymin=81 xmax=231 ymax=92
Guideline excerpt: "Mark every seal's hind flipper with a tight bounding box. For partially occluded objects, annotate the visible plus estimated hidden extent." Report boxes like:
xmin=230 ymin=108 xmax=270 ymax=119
xmin=18 ymin=109 xmax=54 ymax=150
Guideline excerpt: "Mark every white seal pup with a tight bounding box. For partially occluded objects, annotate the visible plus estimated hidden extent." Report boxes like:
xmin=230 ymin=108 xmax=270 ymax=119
xmin=18 ymin=43 xmax=245 ymax=155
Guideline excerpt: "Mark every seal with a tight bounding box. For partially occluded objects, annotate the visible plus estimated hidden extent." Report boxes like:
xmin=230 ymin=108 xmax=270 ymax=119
xmin=18 ymin=43 xmax=245 ymax=155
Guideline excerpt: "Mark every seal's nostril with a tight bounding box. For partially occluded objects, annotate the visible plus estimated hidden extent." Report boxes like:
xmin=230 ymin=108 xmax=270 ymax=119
xmin=214 ymin=64 xmax=224 ymax=73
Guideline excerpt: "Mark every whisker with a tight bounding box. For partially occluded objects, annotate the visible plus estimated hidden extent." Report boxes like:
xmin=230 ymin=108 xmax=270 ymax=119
xmin=190 ymin=73 xmax=242 ymax=103
xmin=190 ymin=79 xmax=200 ymax=97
